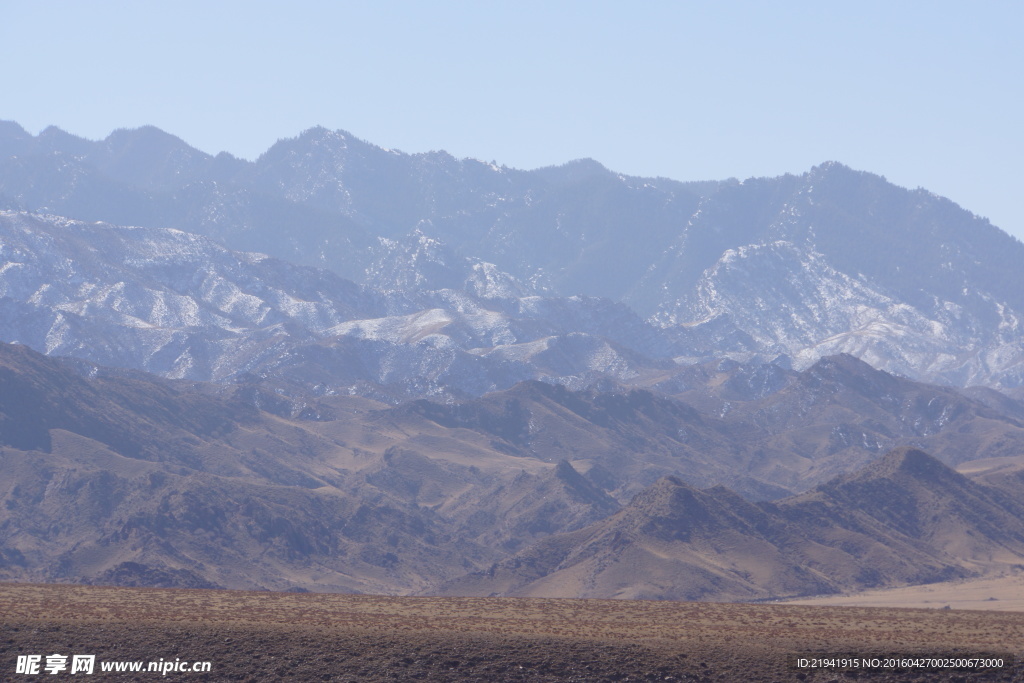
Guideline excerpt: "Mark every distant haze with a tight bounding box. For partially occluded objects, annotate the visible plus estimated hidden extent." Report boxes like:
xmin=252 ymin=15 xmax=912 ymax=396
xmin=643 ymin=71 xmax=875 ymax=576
xmin=1 ymin=1 xmax=1021 ymax=240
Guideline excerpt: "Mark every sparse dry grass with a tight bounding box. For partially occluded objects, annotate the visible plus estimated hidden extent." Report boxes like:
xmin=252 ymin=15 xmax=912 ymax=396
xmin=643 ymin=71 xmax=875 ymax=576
xmin=2 ymin=582 xmax=1022 ymax=681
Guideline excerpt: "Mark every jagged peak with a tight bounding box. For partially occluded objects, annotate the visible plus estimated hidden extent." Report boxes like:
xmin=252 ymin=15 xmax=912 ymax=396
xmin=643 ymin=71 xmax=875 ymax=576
xmin=804 ymin=160 xmax=877 ymax=182
xmin=292 ymin=126 xmax=350 ymax=149
xmin=296 ymin=124 xmax=330 ymax=137
xmin=106 ymin=124 xmax=187 ymax=144
xmin=259 ymin=126 xmax=351 ymax=157
xmin=562 ymin=157 xmax=608 ymax=172
xmin=550 ymin=460 xmax=619 ymax=510
xmin=802 ymin=160 xmax=907 ymax=196
xmin=553 ymin=459 xmax=579 ymax=479
xmin=866 ymin=446 xmax=953 ymax=480
xmin=532 ymin=157 xmax=612 ymax=185
xmin=32 ymin=125 xmax=93 ymax=153
xmin=0 ymin=120 xmax=30 ymax=139
xmin=810 ymin=160 xmax=852 ymax=173
xmin=801 ymin=353 xmax=897 ymax=388
xmin=813 ymin=447 xmax=965 ymax=498
xmin=102 ymin=125 xmax=210 ymax=160
xmin=627 ymin=475 xmax=702 ymax=513
xmin=38 ymin=124 xmax=75 ymax=139
xmin=807 ymin=352 xmax=878 ymax=374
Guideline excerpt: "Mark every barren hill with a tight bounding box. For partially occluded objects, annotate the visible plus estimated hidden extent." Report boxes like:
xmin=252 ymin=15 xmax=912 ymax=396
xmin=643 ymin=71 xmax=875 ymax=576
xmin=5 ymin=340 xmax=1024 ymax=598
xmin=776 ymin=447 xmax=1024 ymax=566
xmin=440 ymin=449 xmax=1024 ymax=601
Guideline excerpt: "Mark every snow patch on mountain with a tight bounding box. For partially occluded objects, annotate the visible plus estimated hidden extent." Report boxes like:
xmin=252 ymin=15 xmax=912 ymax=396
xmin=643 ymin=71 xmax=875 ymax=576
xmin=654 ymin=239 xmax=1024 ymax=390
xmin=0 ymin=211 xmax=684 ymax=397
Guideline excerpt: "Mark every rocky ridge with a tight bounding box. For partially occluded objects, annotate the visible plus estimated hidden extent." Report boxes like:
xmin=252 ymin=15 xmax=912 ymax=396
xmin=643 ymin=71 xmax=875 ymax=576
xmin=2 ymin=123 xmax=1024 ymax=392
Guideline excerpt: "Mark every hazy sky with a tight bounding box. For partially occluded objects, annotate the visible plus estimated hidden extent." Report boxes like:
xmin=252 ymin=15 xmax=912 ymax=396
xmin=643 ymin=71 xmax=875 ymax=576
xmin=3 ymin=1 xmax=1022 ymax=239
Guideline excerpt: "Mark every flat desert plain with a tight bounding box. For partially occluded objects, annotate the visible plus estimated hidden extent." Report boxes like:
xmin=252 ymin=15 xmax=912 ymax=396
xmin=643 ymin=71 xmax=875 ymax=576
xmin=787 ymin=573 xmax=1024 ymax=612
xmin=1 ymin=583 xmax=1021 ymax=681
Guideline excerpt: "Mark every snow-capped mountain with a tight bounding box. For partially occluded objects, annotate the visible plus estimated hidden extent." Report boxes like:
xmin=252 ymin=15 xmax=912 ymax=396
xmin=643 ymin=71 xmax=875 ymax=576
xmin=0 ymin=123 xmax=708 ymax=299
xmin=0 ymin=210 xmax=684 ymax=396
xmin=0 ymin=210 xmax=376 ymax=379
xmin=2 ymin=122 xmax=1024 ymax=394
xmin=643 ymin=164 xmax=1024 ymax=391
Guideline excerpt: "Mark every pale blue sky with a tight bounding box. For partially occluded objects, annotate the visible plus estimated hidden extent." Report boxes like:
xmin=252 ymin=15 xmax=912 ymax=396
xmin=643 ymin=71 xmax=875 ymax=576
xmin=3 ymin=1 xmax=1022 ymax=239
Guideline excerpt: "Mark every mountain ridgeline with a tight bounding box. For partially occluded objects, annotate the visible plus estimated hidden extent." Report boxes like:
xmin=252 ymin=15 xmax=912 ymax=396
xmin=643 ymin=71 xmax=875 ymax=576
xmin=4 ymin=342 xmax=1024 ymax=598
xmin=1 ymin=121 xmax=1023 ymax=395
xmin=4 ymin=121 xmax=1024 ymax=600
xmin=441 ymin=447 xmax=1024 ymax=601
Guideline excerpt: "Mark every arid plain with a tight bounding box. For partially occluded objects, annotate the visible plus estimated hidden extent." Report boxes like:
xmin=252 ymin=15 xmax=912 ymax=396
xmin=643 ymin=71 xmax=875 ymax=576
xmin=788 ymin=572 xmax=1024 ymax=612
xmin=2 ymin=582 xmax=1021 ymax=681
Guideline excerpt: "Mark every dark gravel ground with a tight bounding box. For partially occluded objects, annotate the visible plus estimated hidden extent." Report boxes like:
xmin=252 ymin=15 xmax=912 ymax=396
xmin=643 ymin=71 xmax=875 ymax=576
xmin=1 ymin=583 xmax=1020 ymax=681
xmin=4 ymin=620 xmax=1019 ymax=682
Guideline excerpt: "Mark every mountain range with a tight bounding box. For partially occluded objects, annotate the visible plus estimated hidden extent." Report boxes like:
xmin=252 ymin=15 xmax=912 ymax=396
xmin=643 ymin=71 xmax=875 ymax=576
xmin=442 ymin=447 xmax=1024 ymax=601
xmin=2 ymin=122 xmax=1023 ymax=396
xmin=3 ymin=341 xmax=1024 ymax=599
xmin=4 ymin=121 xmax=1024 ymax=600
